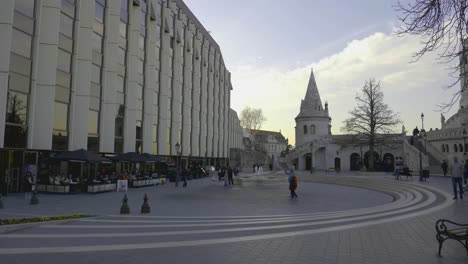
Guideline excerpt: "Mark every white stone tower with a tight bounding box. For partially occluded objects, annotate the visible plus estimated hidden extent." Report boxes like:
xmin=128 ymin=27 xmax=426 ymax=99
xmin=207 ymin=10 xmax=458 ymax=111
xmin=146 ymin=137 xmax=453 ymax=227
xmin=295 ymin=69 xmax=331 ymax=147
xmin=459 ymin=38 xmax=468 ymax=109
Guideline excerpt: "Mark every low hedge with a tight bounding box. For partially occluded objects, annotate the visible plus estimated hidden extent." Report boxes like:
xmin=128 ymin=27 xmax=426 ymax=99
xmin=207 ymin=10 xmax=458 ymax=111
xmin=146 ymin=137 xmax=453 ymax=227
xmin=0 ymin=214 xmax=93 ymax=225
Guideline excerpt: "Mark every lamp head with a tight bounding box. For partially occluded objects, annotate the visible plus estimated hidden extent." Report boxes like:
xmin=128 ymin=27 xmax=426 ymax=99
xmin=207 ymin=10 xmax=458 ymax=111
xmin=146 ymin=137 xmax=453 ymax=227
xmin=175 ymin=142 xmax=180 ymax=152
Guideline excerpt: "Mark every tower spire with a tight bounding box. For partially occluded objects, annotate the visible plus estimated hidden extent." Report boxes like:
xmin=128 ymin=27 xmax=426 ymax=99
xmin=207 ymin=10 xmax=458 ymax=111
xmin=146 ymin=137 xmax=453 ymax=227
xmin=298 ymin=69 xmax=325 ymax=116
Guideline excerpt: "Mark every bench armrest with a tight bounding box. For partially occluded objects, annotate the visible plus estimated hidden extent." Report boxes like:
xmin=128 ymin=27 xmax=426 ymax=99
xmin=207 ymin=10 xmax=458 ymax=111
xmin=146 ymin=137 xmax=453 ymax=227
xmin=436 ymin=219 xmax=468 ymax=234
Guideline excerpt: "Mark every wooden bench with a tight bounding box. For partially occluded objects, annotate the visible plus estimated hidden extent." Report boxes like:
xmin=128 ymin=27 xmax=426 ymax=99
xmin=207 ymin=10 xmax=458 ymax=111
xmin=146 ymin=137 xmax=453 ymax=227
xmin=395 ymin=168 xmax=413 ymax=180
xmin=435 ymin=219 xmax=468 ymax=256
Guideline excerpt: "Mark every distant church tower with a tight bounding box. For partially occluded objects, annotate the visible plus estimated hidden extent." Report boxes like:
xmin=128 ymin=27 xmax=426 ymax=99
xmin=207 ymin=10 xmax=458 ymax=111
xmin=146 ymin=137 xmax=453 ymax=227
xmin=295 ymin=69 xmax=331 ymax=147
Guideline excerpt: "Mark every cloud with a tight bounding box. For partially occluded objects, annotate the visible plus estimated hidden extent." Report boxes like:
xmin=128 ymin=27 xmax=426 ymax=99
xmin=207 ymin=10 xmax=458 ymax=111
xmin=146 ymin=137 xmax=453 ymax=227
xmin=230 ymin=30 xmax=458 ymax=146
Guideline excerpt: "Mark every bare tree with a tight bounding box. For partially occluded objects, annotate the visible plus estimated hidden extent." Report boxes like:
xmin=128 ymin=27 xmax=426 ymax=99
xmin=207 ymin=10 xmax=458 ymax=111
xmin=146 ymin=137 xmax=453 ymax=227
xmin=342 ymin=79 xmax=401 ymax=171
xmin=6 ymin=93 xmax=26 ymax=125
xmin=395 ymin=0 xmax=468 ymax=110
xmin=240 ymin=106 xmax=267 ymax=130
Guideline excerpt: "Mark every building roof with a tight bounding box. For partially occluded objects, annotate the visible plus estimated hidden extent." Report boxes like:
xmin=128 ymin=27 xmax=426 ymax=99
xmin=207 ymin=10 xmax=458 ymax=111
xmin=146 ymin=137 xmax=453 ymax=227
xmin=249 ymin=129 xmax=288 ymax=144
xmin=172 ymin=0 xmax=222 ymax=61
xmin=296 ymin=69 xmax=329 ymax=119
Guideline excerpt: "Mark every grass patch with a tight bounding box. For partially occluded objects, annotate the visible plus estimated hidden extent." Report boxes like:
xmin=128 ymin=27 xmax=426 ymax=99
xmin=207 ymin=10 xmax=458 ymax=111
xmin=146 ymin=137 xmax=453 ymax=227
xmin=0 ymin=214 xmax=93 ymax=225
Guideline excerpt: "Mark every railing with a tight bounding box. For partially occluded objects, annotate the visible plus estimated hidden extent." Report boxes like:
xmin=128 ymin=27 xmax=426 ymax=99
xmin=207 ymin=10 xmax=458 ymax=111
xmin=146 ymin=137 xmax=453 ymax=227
xmin=403 ymin=137 xmax=429 ymax=172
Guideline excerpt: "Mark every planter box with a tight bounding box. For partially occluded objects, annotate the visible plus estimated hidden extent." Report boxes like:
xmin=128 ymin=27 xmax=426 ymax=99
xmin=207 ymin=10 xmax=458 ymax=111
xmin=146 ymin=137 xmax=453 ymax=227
xmin=36 ymin=184 xmax=70 ymax=194
xmin=87 ymin=183 xmax=116 ymax=193
xmin=130 ymin=179 xmax=158 ymax=187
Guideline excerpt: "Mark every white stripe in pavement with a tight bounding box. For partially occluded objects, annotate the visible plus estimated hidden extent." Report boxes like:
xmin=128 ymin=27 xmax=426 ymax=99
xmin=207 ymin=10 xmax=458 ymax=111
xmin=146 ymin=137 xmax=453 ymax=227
xmin=0 ymin=192 xmax=452 ymax=255
xmin=39 ymin=181 xmax=430 ymax=229
xmin=0 ymin=186 xmax=437 ymax=239
xmin=41 ymin=188 xmax=417 ymax=229
xmin=90 ymin=183 xmax=415 ymax=222
xmin=45 ymin=186 xmax=412 ymax=227
xmin=100 ymin=179 xmax=410 ymax=220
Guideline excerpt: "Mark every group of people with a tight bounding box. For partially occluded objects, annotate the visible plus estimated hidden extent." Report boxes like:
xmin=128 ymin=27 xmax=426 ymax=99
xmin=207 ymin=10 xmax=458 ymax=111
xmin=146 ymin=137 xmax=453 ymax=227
xmin=216 ymin=167 xmax=235 ymax=186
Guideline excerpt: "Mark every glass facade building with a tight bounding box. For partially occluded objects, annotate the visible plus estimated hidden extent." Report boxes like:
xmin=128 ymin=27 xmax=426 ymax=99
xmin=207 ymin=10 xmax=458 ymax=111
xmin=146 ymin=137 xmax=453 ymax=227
xmin=0 ymin=0 xmax=243 ymax=193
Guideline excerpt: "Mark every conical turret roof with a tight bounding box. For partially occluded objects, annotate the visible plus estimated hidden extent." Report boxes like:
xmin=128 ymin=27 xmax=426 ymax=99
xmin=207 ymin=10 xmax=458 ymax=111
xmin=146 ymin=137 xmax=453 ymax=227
xmin=296 ymin=69 xmax=328 ymax=119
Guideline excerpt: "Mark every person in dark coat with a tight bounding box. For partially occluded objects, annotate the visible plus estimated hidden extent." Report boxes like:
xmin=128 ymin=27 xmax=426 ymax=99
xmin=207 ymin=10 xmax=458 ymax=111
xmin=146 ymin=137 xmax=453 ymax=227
xmin=285 ymin=170 xmax=298 ymax=199
xmin=441 ymin=160 xmax=448 ymax=177
xmin=227 ymin=167 xmax=234 ymax=185
xmin=182 ymin=168 xmax=188 ymax=188
xmin=24 ymin=173 xmax=33 ymax=200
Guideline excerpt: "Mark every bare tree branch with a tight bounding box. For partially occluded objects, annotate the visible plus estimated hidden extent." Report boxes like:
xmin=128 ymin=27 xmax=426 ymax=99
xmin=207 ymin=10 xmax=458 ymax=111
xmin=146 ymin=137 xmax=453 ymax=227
xmin=341 ymin=79 xmax=401 ymax=171
xmin=395 ymin=0 xmax=468 ymax=112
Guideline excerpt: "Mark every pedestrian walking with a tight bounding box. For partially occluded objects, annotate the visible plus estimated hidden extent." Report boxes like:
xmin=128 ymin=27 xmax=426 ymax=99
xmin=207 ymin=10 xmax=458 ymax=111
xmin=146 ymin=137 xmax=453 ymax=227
xmin=285 ymin=170 xmax=298 ymax=199
xmin=24 ymin=173 xmax=33 ymax=200
xmin=464 ymin=160 xmax=468 ymax=187
xmin=441 ymin=160 xmax=448 ymax=177
xmin=450 ymin=157 xmax=464 ymax=200
xmin=227 ymin=167 xmax=234 ymax=185
xmin=182 ymin=168 xmax=188 ymax=188
xmin=175 ymin=168 xmax=180 ymax=188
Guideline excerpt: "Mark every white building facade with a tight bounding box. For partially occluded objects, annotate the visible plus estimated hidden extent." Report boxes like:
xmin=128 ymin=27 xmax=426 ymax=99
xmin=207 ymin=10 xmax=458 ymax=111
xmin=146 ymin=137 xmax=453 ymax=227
xmin=0 ymin=0 xmax=239 ymax=188
xmin=286 ymin=69 xmax=407 ymax=172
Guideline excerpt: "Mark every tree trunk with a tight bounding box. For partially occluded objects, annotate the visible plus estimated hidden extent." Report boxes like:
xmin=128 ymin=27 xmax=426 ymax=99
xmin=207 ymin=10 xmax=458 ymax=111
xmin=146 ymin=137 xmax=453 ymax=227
xmin=368 ymin=139 xmax=375 ymax=171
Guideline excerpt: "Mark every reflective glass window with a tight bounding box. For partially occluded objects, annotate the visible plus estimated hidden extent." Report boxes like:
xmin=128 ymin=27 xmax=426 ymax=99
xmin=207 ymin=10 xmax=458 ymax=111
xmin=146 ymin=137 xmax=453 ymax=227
xmin=55 ymin=86 xmax=70 ymax=103
xmin=88 ymin=110 xmax=99 ymax=135
xmin=136 ymin=84 xmax=143 ymax=100
xmin=10 ymin=53 xmax=31 ymax=76
xmin=5 ymin=91 xmax=28 ymax=125
xmin=56 ymin=70 xmax=71 ymax=88
xmin=53 ymin=102 xmax=68 ymax=131
xmin=137 ymin=59 xmax=144 ymax=74
xmin=119 ymin=21 xmax=127 ymax=38
xmin=61 ymin=0 xmax=76 ymax=18
xmin=89 ymin=97 xmax=100 ymax=111
xmin=136 ymin=120 xmax=142 ymax=139
xmin=9 ymin=72 xmax=30 ymax=94
xmin=13 ymin=12 xmax=34 ymax=35
xmin=57 ymin=49 xmax=71 ymax=72
xmin=4 ymin=125 xmax=27 ymax=148
xmin=95 ymin=1 xmax=105 ymax=23
xmin=14 ymin=0 xmax=35 ymax=17
xmin=117 ymin=47 xmax=125 ymax=65
xmin=90 ymin=82 xmax=101 ymax=98
xmin=116 ymin=75 xmax=125 ymax=93
xmin=58 ymin=34 xmax=73 ymax=52
xmin=60 ymin=13 xmax=74 ymax=38
xmin=92 ymin=32 xmax=103 ymax=52
xmin=11 ymin=29 xmax=31 ymax=58
xmin=91 ymin=64 xmax=101 ymax=84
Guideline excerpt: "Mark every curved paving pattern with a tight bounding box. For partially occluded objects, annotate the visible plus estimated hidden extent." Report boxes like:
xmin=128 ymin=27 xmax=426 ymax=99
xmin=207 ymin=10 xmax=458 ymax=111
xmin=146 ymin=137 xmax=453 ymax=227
xmin=0 ymin=176 xmax=453 ymax=255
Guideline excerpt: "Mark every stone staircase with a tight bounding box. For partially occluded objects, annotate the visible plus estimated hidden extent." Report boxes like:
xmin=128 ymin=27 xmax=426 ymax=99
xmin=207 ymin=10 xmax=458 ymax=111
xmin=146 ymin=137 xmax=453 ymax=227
xmin=406 ymin=137 xmax=444 ymax=175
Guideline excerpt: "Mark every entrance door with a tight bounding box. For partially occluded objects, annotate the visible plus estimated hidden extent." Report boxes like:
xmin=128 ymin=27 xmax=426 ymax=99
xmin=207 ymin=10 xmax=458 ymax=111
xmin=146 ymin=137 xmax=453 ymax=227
xmin=305 ymin=155 xmax=312 ymax=171
xmin=23 ymin=151 xmax=38 ymax=183
xmin=334 ymin=158 xmax=341 ymax=172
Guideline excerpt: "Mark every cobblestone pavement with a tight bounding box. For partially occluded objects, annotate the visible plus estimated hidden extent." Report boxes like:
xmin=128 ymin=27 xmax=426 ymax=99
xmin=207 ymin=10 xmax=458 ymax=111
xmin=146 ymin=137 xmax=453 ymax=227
xmin=0 ymin=172 xmax=467 ymax=264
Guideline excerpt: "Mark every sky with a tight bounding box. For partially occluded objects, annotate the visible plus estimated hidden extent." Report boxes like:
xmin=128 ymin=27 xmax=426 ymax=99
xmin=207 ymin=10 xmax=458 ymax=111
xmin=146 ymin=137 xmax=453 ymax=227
xmin=183 ymin=0 xmax=459 ymax=145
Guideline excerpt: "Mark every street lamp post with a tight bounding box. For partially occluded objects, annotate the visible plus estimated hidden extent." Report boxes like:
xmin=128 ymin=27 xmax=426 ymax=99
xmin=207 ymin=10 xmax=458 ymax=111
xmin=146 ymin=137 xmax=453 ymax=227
xmin=463 ymin=128 xmax=467 ymax=155
xmin=175 ymin=142 xmax=180 ymax=187
xmin=421 ymin=113 xmax=425 ymax=130
xmin=419 ymin=129 xmax=426 ymax=182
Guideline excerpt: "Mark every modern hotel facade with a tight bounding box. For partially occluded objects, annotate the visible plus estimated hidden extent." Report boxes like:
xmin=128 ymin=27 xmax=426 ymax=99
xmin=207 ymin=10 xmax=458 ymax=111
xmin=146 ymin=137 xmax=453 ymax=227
xmin=0 ymin=0 xmax=243 ymax=190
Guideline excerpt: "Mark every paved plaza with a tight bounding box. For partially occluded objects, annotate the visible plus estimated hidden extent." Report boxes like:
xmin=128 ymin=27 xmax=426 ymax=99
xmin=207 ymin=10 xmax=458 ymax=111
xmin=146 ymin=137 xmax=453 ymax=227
xmin=0 ymin=172 xmax=467 ymax=264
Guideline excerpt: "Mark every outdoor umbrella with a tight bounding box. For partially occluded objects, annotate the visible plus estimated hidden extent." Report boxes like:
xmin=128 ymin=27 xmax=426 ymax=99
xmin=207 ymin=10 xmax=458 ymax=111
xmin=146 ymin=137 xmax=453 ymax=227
xmin=141 ymin=153 xmax=160 ymax=163
xmin=51 ymin=149 xmax=110 ymax=163
xmin=110 ymin=152 xmax=147 ymax=163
